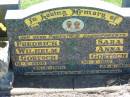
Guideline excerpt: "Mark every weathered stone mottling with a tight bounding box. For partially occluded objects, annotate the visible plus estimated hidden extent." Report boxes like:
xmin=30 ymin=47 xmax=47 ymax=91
xmin=0 ymin=41 xmax=13 ymax=90
xmin=0 ymin=41 xmax=9 ymax=79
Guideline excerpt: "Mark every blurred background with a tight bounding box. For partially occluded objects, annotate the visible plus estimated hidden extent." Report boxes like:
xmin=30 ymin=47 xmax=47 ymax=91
xmin=20 ymin=0 xmax=130 ymax=9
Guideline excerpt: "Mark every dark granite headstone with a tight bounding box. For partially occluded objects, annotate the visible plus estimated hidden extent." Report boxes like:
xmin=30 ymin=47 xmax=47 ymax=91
xmin=5 ymin=0 xmax=130 ymax=76
xmin=122 ymin=0 xmax=130 ymax=7
xmin=0 ymin=0 xmax=19 ymax=90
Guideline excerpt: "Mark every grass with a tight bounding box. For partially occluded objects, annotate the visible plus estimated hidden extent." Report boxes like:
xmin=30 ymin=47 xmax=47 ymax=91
xmin=105 ymin=0 xmax=122 ymax=6
xmin=20 ymin=0 xmax=123 ymax=9
xmin=20 ymin=0 xmax=47 ymax=9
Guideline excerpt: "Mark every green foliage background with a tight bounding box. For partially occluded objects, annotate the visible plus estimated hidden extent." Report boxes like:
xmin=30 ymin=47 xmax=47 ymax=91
xmin=105 ymin=0 xmax=122 ymax=6
xmin=20 ymin=0 xmax=123 ymax=9
xmin=20 ymin=0 xmax=46 ymax=9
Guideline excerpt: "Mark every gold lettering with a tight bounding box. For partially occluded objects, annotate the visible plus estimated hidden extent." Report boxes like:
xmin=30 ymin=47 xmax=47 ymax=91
xmin=33 ymin=66 xmax=66 ymax=70
xmin=16 ymin=62 xmax=47 ymax=67
xmin=18 ymin=33 xmax=128 ymax=40
xmin=96 ymin=46 xmax=123 ymax=52
xmin=18 ymin=55 xmax=58 ymax=61
xmin=96 ymin=39 xmax=124 ymax=45
xmin=81 ymin=60 xmax=113 ymax=64
xmin=15 ymin=40 xmax=60 ymax=47
xmin=100 ymin=64 xmax=130 ymax=68
xmin=24 ymin=8 xmax=123 ymax=28
xmin=89 ymin=53 xmax=128 ymax=59
xmin=24 ymin=9 xmax=73 ymax=28
xmin=16 ymin=48 xmax=60 ymax=54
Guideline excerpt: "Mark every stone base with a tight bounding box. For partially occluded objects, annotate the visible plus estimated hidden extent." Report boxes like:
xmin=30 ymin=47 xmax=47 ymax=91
xmin=0 ymin=71 xmax=14 ymax=90
xmin=14 ymin=74 xmax=130 ymax=89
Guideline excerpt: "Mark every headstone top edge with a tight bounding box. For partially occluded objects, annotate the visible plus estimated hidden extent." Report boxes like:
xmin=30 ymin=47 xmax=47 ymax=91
xmin=5 ymin=0 xmax=130 ymax=19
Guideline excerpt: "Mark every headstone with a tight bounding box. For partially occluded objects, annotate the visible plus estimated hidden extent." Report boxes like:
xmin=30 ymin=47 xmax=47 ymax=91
xmin=0 ymin=0 xmax=19 ymax=90
xmin=5 ymin=0 xmax=130 ymax=76
xmin=122 ymin=0 xmax=130 ymax=7
xmin=104 ymin=0 xmax=130 ymax=7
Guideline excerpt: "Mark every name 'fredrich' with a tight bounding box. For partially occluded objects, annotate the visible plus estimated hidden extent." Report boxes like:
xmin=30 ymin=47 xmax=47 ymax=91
xmin=15 ymin=40 xmax=60 ymax=47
